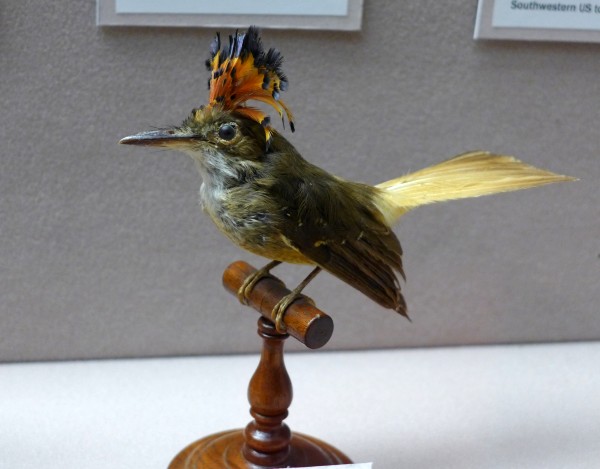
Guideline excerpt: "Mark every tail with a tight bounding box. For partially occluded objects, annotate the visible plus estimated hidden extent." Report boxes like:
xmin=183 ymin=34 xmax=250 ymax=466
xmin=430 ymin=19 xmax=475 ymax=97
xmin=374 ymin=151 xmax=576 ymax=225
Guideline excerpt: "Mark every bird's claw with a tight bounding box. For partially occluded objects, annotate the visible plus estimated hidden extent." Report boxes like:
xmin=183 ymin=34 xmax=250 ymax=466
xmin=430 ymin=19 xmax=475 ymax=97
xmin=271 ymin=295 xmax=293 ymax=333
xmin=237 ymin=260 xmax=282 ymax=306
xmin=237 ymin=271 xmax=264 ymax=305
xmin=270 ymin=293 xmax=315 ymax=333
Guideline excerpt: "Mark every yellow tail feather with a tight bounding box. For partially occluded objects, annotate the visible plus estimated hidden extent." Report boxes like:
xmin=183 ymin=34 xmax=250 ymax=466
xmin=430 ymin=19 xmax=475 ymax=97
xmin=374 ymin=151 xmax=576 ymax=225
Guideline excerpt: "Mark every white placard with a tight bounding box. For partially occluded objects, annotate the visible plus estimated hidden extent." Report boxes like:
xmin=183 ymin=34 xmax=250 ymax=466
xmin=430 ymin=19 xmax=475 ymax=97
xmin=475 ymin=0 xmax=600 ymax=42
xmin=97 ymin=0 xmax=363 ymax=30
xmin=116 ymin=0 xmax=348 ymax=17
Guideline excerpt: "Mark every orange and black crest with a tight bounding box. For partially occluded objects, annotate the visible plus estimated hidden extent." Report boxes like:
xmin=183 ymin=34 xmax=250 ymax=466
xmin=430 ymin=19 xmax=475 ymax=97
xmin=205 ymin=26 xmax=295 ymax=146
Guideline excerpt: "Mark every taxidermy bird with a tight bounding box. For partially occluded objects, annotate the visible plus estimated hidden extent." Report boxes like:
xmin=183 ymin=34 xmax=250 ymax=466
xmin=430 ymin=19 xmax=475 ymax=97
xmin=121 ymin=27 xmax=573 ymax=332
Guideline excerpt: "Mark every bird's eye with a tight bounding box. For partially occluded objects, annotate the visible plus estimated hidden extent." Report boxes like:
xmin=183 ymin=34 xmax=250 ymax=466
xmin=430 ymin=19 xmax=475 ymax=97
xmin=218 ymin=123 xmax=237 ymax=141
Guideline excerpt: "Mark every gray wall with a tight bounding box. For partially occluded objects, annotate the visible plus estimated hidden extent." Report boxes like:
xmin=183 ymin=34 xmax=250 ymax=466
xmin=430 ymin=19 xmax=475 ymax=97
xmin=1 ymin=1 xmax=598 ymax=362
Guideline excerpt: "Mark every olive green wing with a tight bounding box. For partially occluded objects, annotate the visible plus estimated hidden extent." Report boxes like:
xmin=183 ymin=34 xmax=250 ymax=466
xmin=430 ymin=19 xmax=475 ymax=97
xmin=272 ymin=174 xmax=407 ymax=316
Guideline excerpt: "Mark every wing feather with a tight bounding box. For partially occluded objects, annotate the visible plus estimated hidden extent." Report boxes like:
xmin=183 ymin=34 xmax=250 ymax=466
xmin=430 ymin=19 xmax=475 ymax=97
xmin=269 ymin=167 xmax=407 ymax=316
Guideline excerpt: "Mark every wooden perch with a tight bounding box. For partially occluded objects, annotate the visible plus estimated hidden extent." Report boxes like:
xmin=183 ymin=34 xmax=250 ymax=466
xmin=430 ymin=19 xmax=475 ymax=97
xmin=222 ymin=261 xmax=334 ymax=349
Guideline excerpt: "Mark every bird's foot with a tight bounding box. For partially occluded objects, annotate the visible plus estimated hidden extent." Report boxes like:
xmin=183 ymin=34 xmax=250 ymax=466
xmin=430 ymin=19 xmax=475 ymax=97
xmin=270 ymin=293 xmax=315 ymax=333
xmin=237 ymin=260 xmax=282 ymax=305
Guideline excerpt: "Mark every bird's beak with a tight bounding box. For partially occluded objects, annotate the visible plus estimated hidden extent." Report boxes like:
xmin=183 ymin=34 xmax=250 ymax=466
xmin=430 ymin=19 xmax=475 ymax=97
xmin=119 ymin=129 xmax=198 ymax=147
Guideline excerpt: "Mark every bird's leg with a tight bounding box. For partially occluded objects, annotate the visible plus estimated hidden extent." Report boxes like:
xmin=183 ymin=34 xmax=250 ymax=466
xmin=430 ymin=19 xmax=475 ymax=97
xmin=271 ymin=267 xmax=322 ymax=333
xmin=237 ymin=260 xmax=282 ymax=305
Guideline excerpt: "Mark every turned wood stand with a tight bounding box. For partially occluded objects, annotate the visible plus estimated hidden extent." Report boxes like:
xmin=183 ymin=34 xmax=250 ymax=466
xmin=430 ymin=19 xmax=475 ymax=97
xmin=168 ymin=261 xmax=352 ymax=468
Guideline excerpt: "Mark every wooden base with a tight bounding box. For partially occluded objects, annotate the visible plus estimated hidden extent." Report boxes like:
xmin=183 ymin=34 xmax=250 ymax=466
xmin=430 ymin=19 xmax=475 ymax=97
xmin=169 ymin=429 xmax=352 ymax=468
xmin=169 ymin=267 xmax=351 ymax=468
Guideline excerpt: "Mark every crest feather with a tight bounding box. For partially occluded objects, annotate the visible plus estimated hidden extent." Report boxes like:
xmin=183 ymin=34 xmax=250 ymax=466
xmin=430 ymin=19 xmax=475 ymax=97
xmin=205 ymin=26 xmax=295 ymax=146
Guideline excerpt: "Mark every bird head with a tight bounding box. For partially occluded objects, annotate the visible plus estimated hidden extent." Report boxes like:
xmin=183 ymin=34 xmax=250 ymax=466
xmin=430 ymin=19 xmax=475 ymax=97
xmin=119 ymin=107 xmax=267 ymax=160
xmin=120 ymin=26 xmax=294 ymax=165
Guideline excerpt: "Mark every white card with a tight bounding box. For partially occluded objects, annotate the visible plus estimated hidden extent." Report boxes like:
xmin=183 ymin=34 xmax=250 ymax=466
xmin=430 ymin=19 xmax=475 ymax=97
xmin=475 ymin=0 xmax=600 ymax=43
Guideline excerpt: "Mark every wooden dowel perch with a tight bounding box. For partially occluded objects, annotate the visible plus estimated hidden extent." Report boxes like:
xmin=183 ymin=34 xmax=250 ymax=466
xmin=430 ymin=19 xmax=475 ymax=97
xmin=222 ymin=261 xmax=334 ymax=349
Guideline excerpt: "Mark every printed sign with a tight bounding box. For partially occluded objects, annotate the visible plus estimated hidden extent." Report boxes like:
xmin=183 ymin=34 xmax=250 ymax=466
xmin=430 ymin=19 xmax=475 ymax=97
xmin=97 ymin=0 xmax=363 ymax=30
xmin=475 ymin=0 xmax=600 ymax=42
